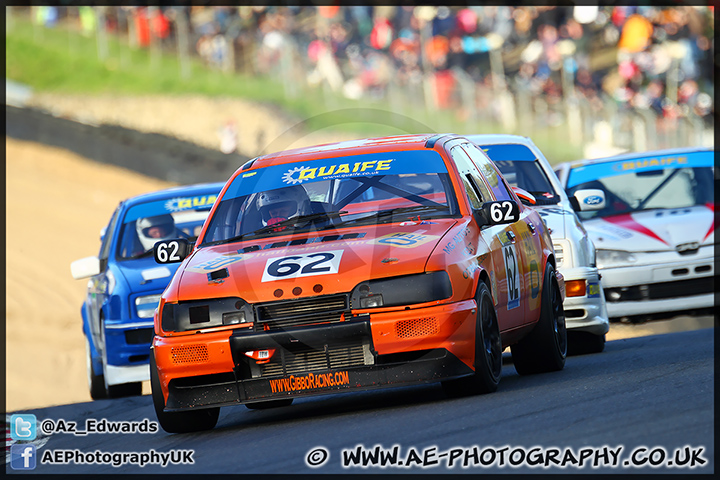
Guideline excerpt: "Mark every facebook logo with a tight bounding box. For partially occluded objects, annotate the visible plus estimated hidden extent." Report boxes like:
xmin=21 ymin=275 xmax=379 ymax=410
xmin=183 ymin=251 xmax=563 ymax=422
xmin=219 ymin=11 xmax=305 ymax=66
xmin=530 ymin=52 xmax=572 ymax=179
xmin=11 ymin=444 xmax=37 ymax=470
xmin=10 ymin=414 xmax=36 ymax=440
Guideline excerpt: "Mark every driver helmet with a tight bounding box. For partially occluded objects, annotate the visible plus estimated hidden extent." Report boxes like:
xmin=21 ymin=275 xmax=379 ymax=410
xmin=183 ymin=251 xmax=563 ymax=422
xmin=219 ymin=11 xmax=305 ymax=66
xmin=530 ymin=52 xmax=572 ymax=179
xmin=136 ymin=214 xmax=176 ymax=250
xmin=257 ymin=186 xmax=310 ymax=229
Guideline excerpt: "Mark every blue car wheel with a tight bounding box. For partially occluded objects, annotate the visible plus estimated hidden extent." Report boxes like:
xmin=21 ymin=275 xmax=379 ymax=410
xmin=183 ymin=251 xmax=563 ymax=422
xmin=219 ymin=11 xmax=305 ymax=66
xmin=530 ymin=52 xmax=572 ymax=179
xmin=85 ymin=336 xmax=108 ymax=400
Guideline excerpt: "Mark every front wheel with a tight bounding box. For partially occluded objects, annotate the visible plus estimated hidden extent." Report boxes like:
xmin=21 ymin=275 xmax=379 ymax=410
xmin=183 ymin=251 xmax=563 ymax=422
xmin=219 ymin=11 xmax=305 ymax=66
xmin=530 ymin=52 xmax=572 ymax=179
xmin=511 ymin=263 xmax=567 ymax=375
xmin=85 ymin=337 xmax=108 ymax=400
xmin=150 ymin=352 xmax=220 ymax=433
xmin=442 ymin=281 xmax=502 ymax=397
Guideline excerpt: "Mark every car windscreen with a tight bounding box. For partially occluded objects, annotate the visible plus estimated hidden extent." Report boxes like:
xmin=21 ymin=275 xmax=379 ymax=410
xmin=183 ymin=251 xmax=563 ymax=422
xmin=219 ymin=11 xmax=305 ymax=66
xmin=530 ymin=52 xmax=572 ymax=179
xmin=117 ymin=192 xmax=218 ymax=260
xmin=479 ymin=143 xmax=560 ymax=205
xmin=200 ymin=150 xmax=459 ymax=246
xmin=565 ymin=151 xmax=714 ymax=220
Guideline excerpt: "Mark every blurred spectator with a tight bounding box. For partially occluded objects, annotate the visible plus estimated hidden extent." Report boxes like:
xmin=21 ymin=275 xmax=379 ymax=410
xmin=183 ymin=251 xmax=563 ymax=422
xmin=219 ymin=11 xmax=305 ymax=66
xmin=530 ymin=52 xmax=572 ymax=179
xmin=18 ymin=5 xmax=714 ymax=133
xmin=79 ymin=6 xmax=97 ymax=37
xmin=218 ymin=120 xmax=238 ymax=154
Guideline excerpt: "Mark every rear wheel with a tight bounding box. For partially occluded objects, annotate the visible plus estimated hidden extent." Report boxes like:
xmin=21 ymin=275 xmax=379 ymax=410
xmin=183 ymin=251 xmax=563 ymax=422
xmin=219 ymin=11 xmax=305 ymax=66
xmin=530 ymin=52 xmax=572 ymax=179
xmin=442 ymin=281 xmax=502 ymax=397
xmin=150 ymin=353 xmax=220 ymax=433
xmin=567 ymin=331 xmax=605 ymax=355
xmin=245 ymin=399 xmax=294 ymax=410
xmin=511 ymin=263 xmax=567 ymax=375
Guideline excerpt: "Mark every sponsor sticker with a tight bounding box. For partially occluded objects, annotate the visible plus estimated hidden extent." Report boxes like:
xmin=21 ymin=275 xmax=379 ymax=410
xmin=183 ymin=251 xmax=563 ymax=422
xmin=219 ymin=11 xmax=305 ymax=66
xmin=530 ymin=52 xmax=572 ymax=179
xmin=268 ymin=371 xmax=351 ymax=393
xmin=375 ymin=232 xmax=437 ymax=248
xmin=283 ymin=160 xmax=394 ymax=185
xmin=124 ymin=194 xmax=218 ymax=223
xmin=187 ymin=254 xmax=244 ymax=273
xmin=587 ymin=282 xmax=600 ymax=298
xmin=164 ymin=195 xmax=217 ymax=212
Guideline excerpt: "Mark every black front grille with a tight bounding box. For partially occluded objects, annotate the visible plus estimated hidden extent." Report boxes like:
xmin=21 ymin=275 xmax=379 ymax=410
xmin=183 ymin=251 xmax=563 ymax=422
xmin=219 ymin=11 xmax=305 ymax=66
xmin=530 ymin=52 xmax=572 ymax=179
xmin=125 ymin=328 xmax=153 ymax=345
xmin=260 ymin=343 xmax=367 ymax=377
xmin=605 ymin=276 xmax=715 ymax=303
xmin=254 ymin=294 xmax=349 ymax=331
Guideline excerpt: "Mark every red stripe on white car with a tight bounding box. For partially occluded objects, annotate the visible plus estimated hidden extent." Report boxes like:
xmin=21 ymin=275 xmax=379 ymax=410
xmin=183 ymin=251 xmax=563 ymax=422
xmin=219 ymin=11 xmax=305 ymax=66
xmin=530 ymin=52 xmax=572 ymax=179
xmin=603 ymin=213 xmax=669 ymax=246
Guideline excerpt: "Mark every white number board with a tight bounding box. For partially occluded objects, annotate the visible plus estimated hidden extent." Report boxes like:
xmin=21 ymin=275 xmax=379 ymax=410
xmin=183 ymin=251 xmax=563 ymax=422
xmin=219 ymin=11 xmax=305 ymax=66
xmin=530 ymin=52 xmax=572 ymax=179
xmin=261 ymin=250 xmax=344 ymax=282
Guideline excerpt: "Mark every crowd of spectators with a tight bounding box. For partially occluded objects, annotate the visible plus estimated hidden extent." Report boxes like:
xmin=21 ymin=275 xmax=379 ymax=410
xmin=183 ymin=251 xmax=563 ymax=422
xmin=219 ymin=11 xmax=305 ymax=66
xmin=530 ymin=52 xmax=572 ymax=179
xmin=28 ymin=5 xmax=715 ymax=128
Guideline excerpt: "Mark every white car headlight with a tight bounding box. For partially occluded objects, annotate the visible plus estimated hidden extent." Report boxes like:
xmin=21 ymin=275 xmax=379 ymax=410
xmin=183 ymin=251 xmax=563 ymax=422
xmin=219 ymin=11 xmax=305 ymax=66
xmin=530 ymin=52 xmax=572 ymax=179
xmin=596 ymin=249 xmax=637 ymax=268
xmin=135 ymin=294 xmax=162 ymax=319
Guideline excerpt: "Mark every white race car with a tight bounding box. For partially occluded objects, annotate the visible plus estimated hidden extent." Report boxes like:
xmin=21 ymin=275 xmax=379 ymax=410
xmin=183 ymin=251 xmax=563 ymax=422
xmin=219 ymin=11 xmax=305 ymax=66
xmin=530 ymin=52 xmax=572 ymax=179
xmin=468 ymin=134 xmax=609 ymax=354
xmin=554 ymin=147 xmax=714 ymax=323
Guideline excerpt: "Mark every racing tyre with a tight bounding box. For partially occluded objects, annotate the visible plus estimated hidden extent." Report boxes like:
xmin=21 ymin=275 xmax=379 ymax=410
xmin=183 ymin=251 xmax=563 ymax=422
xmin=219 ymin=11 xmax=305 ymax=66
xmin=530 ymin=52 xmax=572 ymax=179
xmin=511 ymin=263 xmax=567 ymax=375
xmin=85 ymin=337 xmax=108 ymax=400
xmin=245 ymin=399 xmax=294 ymax=410
xmin=150 ymin=353 xmax=220 ymax=433
xmin=442 ymin=281 xmax=502 ymax=397
xmin=567 ymin=331 xmax=605 ymax=355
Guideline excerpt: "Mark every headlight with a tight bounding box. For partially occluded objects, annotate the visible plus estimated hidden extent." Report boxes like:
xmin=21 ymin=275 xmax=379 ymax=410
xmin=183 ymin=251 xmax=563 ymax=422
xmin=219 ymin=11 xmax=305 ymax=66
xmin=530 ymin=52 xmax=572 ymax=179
xmin=596 ymin=249 xmax=637 ymax=268
xmin=135 ymin=294 xmax=161 ymax=318
xmin=160 ymin=297 xmax=254 ymax=332
xmin=351 ymin=272 xmax=452 ymax=309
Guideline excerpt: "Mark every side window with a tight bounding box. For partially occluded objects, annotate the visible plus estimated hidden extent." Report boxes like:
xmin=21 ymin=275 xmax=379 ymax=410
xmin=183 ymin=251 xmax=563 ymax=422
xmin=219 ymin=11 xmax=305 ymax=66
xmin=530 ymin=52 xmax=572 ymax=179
xmin=99 ymin=205 xmax=121 ymax=261
xmin=462 ymin=143 xmax=514 ymax=201
xmin=461 ymin=177 xmax=482 ymax=209
xmin=449 ymin=145 xmax=493 ymax=209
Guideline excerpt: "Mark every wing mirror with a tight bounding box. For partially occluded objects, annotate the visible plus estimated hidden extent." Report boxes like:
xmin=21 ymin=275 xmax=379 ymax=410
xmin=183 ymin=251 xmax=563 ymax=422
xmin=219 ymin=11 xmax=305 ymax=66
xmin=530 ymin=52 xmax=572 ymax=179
xmin=153 ymin=238 xmax=191 ymax=264
xmin=473 ymin=200 xmax=520 ymax=228
xmin=511 ymin=186 xmax=536 ymax=205
xmin=572 ymin=189 xmax=606 ymax=211
xmin=71 ymin=256 xmax=101 ymax=279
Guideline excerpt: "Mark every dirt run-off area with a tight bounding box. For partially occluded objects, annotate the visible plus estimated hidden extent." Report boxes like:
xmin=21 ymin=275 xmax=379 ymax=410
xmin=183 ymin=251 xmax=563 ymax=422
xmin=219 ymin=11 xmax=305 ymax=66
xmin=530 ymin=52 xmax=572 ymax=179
xmin=25 ymin=93 xmax=360 ymax=159
xmin=5 ymin=93 xmax=715 ymax=413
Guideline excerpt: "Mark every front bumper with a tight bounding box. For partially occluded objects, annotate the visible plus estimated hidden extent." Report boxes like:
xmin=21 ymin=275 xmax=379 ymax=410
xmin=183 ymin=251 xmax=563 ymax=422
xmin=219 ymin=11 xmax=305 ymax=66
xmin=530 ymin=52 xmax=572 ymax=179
xmin=560 ymin=267 xmax=609 ymax=336
xmin=153 ymin=300 xmax=478 ymax=411
xmin=599 ymin=257 xmax=714 ymax=319
xmin=103 ymin=319 xmax=154 ymax=385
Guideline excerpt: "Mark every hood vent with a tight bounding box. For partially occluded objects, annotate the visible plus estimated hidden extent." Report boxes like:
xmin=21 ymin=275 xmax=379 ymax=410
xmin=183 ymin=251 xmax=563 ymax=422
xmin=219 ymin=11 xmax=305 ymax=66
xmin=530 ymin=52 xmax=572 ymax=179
xmin=239 ymin=232 xmax=367 ymax=254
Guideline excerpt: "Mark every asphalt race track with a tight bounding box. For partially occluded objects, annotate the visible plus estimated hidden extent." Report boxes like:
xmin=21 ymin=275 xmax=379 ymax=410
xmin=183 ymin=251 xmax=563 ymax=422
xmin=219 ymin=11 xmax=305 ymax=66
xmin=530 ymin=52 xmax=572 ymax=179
xmin=9 ymin=328 xmax=714 ymax=474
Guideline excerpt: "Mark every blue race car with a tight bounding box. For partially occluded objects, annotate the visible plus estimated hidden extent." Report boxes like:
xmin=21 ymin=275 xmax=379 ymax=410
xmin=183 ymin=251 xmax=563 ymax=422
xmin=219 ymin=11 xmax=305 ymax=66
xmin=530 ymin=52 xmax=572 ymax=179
xmin=71 ymin=182 xmax=225 ymax=399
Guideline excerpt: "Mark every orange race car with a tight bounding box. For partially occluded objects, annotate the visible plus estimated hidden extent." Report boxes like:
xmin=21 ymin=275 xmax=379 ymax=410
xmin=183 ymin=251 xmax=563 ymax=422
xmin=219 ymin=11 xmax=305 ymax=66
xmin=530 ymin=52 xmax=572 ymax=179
xmin=149 ymin=134 xmax=567 ymax=433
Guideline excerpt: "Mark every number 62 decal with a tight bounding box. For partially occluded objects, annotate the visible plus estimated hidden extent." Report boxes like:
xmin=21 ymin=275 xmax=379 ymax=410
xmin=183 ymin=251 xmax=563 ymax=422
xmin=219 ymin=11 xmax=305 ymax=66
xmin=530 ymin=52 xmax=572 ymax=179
xmin=153 ymin=238 xmax=191 ymax=264
xmin=502 ymin=243 xmax=521 ymax=310
xmin=261 ymin=250 xmax=344 ymax=282
xmin=481 ymin=200 xmax=520 ymax=226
